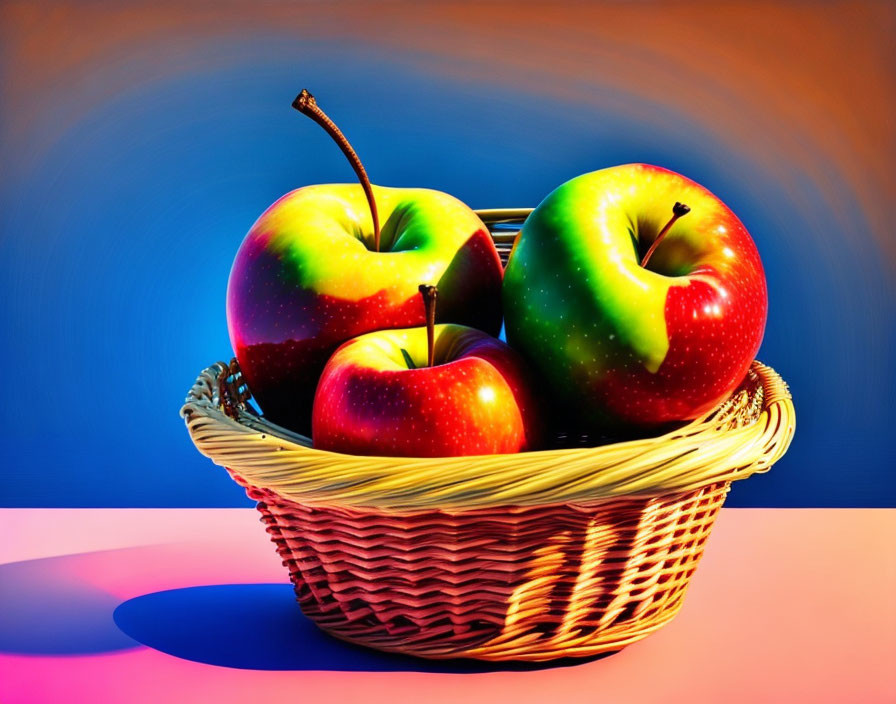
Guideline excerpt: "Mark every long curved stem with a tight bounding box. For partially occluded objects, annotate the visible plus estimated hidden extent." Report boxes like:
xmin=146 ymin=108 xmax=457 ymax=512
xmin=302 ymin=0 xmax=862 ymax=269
xmin=640 ymin=202 xmax=691 ymax=269
xmin=292 ymin=89 xmax=381 ymax=251
xmin=418 ymin=284 xmax=438 ymax=368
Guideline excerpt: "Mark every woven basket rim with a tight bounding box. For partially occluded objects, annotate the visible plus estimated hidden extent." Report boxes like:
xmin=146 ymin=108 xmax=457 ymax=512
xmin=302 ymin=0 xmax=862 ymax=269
xmin=181 ymin=360 xmax=793 ymax=511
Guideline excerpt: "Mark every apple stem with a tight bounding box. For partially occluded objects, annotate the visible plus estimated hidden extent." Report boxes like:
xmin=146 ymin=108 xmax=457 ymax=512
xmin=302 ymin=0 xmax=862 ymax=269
xmin=418 ymin=284 xmax=438 ymax=368
xmin=640 ymin=202 xmax=691 ymax=269
xmin=292 ymin=89 xmax=381 ymax=252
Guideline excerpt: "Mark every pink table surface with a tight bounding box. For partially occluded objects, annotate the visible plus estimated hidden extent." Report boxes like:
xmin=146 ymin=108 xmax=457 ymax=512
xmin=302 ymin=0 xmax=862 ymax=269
xmin=0 ymin=508 xmax=893 ymax=704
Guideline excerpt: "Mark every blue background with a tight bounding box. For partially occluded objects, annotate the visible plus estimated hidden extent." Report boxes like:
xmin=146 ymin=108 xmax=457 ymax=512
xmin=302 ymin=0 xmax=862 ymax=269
xmin=2 ymin=15 xmax=894 ymax=507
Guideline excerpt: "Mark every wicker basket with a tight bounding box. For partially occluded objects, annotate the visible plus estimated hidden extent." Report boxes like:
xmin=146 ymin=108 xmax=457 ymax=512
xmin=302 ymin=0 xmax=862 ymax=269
xmin=181 ymin=209 xmax=795 ymax=662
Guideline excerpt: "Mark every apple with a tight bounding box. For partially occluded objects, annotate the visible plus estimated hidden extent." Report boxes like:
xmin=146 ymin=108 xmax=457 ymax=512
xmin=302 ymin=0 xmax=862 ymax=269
xmin=227 ymin=91 xmax=503 ymax=432
xmin=312 ymin=286 xmax=542 ymax=457
xmin=503 ymin=163 xmax=767 ymax=429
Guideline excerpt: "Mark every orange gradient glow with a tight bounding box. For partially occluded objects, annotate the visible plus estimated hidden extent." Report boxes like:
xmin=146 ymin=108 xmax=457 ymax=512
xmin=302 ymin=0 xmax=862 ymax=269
xmin=2 ymin=2 xmax=893 ymax=268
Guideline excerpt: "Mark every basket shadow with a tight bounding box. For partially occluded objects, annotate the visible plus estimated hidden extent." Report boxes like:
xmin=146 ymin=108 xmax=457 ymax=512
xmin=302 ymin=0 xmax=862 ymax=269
xmin=112 ymin=583 xmax=619 ymax=672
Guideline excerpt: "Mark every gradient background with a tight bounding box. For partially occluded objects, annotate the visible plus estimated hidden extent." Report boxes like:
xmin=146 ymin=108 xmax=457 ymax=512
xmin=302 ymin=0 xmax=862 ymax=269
xmin=1 ymin=0 xmax=894 ymax=508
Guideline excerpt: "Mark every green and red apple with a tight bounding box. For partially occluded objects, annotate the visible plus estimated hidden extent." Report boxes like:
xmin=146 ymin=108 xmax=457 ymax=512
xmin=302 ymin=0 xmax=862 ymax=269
xmin=503 ymin=163 xmax=767 ymax=429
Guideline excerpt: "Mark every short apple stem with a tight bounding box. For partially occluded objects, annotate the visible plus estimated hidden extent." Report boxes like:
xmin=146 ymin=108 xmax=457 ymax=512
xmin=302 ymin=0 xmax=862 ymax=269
xmin=292 ymin=89 xmax=381 ymax=251
xmin=418 ymin=284 xmax=438 ymax=368
xmin=640 ymin=202 xmax=691 ymax=269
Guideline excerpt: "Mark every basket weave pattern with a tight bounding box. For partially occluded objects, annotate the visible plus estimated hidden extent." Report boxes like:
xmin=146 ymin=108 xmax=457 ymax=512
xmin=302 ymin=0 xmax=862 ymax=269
xmin=243 ymin=479 xmax=728 ymax=660
xmin=185 ymin=362 xmax=791 ymax=661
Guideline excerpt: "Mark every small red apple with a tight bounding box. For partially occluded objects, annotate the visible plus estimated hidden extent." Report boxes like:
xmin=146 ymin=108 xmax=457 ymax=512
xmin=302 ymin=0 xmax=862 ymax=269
xmin=312 ymin=286 xmax=541 ymax=457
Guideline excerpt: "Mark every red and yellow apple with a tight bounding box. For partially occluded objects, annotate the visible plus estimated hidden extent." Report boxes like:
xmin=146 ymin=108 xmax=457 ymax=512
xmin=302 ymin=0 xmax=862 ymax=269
xmin=226 ymin=91 xmax=503 ymax=432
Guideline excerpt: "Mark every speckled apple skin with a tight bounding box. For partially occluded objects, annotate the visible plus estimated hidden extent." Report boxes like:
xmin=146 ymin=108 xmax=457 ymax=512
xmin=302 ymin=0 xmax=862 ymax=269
xmin=503 ymin=164 xmax=767 ymax=429
xmin=312 ymin=325 xmax=542 ymax=457
xmin=227 ymin=184 xmax=504 ymax=433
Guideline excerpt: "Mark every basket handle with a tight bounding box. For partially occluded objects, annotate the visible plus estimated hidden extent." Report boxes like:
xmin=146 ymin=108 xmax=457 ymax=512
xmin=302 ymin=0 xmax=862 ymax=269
xmin=216 ymin=358 xmax=252 ymax=419
xmin=475 ymin=208 xmax=533 ymax=224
